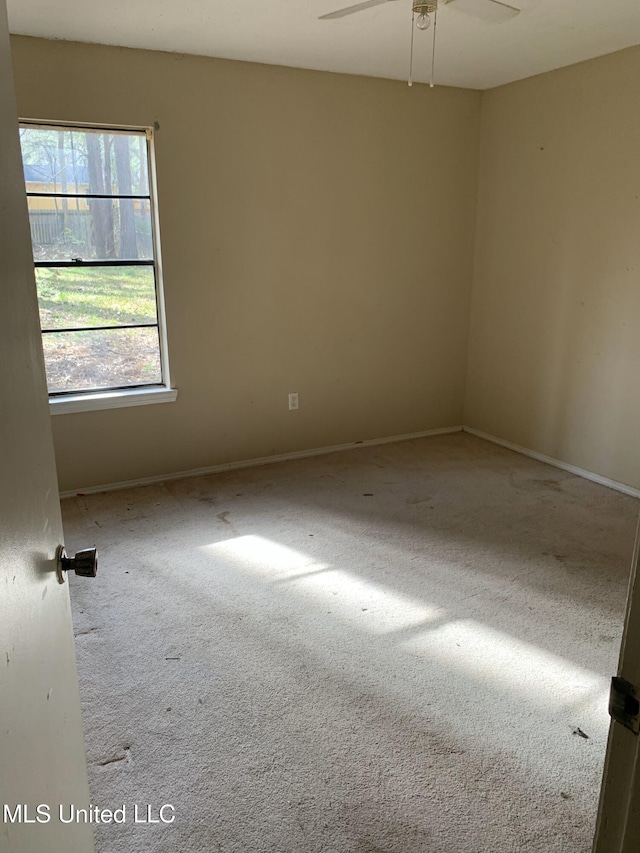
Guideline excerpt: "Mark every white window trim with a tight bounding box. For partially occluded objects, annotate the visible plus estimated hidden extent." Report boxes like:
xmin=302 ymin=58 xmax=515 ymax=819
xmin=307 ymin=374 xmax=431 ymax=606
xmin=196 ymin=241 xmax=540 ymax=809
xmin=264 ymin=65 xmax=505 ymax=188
xmin=146 ymin=123 xmax=174 ymax=400
xmin=50 ymin=386 xmax=178 ymax=415
xmin=21 ymin=118 xmax=176 ymax=410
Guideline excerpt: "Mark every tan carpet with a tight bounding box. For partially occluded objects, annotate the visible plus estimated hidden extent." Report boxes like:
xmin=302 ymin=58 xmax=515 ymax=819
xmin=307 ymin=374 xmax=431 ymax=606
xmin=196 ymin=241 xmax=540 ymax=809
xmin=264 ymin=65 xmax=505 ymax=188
xmin=63 ymin=433 xmax=636 ymax=852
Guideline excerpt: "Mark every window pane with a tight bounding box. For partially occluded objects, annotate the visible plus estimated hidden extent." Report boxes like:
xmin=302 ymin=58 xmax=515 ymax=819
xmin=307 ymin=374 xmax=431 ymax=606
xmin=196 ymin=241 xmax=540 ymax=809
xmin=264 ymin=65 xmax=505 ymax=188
xmin=20 ymin=126 xmax=149 ymax=197
xmin=28 ymin=196 xmax=153 ymax=261
xmin=20 ymin=122 xmax=168 ymax=399
xmin=43 ymin=327 xmax=162 ymax=394
xmin=36 ymin=266 xmax=158 ymax=331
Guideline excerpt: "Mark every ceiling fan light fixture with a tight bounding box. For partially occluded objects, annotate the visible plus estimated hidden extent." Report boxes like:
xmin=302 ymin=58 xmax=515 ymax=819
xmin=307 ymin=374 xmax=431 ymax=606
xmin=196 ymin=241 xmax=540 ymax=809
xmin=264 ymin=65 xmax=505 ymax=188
xmin=409 ymin=1 xmax=439 ymax=88
xmin=412 ymin=0 xmax=438 ymax=26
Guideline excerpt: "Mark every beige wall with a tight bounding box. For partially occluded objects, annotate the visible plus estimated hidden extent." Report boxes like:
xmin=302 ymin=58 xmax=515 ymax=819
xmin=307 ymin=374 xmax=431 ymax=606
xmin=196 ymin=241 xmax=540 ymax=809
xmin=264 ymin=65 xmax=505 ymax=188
xmin=19 ymin=38 xmax=640 ymax=494
xmin=465 ymin=47 xmax=640 ymax=489
xmin=11 ymin=36 xmax=481 ymax=492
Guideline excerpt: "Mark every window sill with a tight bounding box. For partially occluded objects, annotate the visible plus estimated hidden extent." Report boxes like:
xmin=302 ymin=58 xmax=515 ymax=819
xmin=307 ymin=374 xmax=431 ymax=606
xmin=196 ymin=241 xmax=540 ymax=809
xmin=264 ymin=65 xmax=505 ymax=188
xmin=49 ymin=386 xmax=178 ymax=415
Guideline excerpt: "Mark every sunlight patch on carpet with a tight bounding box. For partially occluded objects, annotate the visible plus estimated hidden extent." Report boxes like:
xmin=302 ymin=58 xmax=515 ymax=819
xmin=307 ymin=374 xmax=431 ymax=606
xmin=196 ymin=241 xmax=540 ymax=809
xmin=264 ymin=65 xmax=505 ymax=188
xmin=403 ymin=619 xmax=609 ymax=716
xmin=202 ymin=534 xmax=444 ymax=633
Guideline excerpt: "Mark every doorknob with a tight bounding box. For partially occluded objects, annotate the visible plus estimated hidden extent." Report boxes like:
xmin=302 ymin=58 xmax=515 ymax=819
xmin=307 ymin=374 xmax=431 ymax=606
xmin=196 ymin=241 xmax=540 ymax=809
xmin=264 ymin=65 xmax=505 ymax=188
xmin=56 ymin=545 xmax=98 ymax=584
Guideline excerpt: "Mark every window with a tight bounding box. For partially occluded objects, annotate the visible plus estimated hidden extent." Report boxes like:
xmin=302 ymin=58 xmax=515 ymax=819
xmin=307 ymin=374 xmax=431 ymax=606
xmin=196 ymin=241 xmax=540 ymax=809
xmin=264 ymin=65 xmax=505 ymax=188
xmin=19 ymin=121 xmax=175 ymax=412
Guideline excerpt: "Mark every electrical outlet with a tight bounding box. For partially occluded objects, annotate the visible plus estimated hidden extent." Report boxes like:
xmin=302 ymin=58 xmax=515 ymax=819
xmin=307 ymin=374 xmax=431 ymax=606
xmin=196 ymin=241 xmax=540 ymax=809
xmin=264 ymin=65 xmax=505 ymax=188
xmin=288 ymin=392 xmax=299 ymax=411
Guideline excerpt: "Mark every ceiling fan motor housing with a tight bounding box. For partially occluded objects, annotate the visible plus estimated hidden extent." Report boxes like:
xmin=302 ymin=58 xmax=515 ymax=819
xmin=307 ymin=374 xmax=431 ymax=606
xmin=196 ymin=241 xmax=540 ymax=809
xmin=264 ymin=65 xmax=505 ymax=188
xmin=412 ymin=1 xmax=439 ymax=14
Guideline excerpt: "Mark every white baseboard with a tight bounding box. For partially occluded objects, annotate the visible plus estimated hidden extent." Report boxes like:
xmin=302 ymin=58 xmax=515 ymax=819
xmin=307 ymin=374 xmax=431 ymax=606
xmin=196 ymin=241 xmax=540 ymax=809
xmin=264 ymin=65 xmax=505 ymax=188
xmin=463 ymin=426 xmax=640 ymax=500
xmin=60 ymin=422 xmax=640 ymax=502
xmin=59 ymin=425 xmax=464 ymax=498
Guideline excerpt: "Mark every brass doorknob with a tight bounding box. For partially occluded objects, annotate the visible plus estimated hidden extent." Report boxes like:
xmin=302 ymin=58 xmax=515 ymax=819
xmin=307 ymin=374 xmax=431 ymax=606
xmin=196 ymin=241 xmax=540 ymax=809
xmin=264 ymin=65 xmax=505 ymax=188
xmin=56 ymin=545 xmax=98 ymax=584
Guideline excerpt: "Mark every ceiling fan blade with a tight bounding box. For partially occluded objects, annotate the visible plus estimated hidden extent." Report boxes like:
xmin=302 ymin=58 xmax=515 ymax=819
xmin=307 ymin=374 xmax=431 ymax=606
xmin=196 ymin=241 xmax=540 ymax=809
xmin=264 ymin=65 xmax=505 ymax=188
xmin=443 ymin=0 xmax=520 ymax=23
xmin=319 ymin=0 xmax=392 ymax=21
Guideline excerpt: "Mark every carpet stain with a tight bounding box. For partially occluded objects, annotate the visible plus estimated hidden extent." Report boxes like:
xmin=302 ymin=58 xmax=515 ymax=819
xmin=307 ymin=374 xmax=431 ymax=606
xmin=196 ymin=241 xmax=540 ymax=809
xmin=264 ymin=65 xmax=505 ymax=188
xmin=217 ymin=511 xmax=231 ymax=524
xmin=74 ymin=627 xmax=98 ymax=637
xmin=97 ymin=746 xmax=131 ymax=767
xmin=513 ymin=477 xmax=565 ymax=493
xmin=197 ymin=495 xmax=217 ymax=506
xmin=254 ymin=482 xmax=273 ymax=495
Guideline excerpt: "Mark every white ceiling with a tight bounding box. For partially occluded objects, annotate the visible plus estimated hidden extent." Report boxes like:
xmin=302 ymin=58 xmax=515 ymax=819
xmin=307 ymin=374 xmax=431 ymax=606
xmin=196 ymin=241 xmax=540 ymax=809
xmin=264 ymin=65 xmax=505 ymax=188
xmin=7 ymin=0 xmax=640 ymax=90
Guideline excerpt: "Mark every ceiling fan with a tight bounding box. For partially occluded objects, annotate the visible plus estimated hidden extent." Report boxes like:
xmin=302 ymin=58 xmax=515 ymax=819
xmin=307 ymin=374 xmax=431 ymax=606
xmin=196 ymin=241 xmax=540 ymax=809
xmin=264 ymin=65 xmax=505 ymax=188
xmin=319 ymin=0 xmax=522 ymax=86
xmin=319 ymin=0 xmax=521 ymax=24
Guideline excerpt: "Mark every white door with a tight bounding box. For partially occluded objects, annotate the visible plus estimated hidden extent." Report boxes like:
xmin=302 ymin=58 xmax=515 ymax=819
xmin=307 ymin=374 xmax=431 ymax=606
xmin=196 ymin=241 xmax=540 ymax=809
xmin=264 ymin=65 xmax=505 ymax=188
xmin=593 ymin=516 xmax=640 ymax=852
xmin=0 ymin=3 xmax=95 ymax=851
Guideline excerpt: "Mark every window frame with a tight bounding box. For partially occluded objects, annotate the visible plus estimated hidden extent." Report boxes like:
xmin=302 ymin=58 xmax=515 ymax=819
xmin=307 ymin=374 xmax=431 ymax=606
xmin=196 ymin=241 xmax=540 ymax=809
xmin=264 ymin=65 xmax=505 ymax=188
xmin=19 ymin=118 xmax=176 ymax=415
